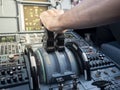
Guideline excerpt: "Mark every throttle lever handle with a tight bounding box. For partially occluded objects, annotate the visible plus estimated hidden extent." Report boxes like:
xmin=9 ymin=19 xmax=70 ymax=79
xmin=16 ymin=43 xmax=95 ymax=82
xmin=41 ymin=24 xmax=55 ymax=52
xmin=42 ymin=24 xmax=65 ymax=52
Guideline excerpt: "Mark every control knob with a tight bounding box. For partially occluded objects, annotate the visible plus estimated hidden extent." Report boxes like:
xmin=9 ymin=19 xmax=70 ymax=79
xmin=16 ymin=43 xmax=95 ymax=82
xmin=12 ymin=67 xmax=16 ymax=71
xmin=17 ymin=66 xmax=21 ymax=70
xmin=7 ymin=69 xmax=10 ymax=74
xmin=9 ymin=54 xmax=15 ymax=62
xmin=1 ymin=78 xmax=6 ymax=84
xmin=13 ymin=76 xmax=17 ymax=82
xmin=7 ymin=78 xmax=11 ymax=83
xmin=10 ymin=71 xmax=13 ymax=75
xmin=18 ymin=74 xmax=23 ymax=81
xmin=95 ymin=70 xmax=101 ymax=77
xmin=1 ymin=70 xmax=5 ymax=75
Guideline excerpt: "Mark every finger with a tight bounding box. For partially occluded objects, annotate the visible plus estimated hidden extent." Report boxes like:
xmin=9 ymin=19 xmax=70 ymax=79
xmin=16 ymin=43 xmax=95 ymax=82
xmin=47 ymin=9 xmax=58 ymax=16
xmin=40 ymin=14 xmax=47 ymax=27
xmin=40 ymin=11 xmax=48 ymax=22
xmin=40 ymin=11 xmax=49 ymax=17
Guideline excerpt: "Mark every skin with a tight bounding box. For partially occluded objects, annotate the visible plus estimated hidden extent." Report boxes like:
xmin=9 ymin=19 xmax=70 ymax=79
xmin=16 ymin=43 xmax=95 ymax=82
xmin=40 ymin=0 xmax=120 ymax=33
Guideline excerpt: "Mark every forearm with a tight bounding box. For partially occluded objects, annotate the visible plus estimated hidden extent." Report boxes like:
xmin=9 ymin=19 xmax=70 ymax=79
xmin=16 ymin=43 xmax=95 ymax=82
xmin=59 ymin=0 xmax=120 ymax=29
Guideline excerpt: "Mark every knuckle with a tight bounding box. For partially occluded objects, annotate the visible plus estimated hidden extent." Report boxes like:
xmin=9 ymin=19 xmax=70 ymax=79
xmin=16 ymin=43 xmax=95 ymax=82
xmin=47 ymin=26 xmax=52 ymax=30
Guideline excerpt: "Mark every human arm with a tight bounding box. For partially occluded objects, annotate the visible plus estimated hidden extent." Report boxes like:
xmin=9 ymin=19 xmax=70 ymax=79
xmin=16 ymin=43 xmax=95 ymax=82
xmin=40 ymin=0 xmax=120 ymax=32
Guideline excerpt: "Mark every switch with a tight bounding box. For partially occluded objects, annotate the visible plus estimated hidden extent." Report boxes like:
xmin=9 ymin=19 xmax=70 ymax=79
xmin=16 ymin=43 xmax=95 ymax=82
xmin=101 ymin=61 xmax=106 ymax=65
xmin=99 ymin=54 xmax=104 ymax=60
xmin=98 ymin=62 xmax=103 ymax=66
xmin=91 ymin=62 xmax=97 ymax=67
xmin=99 ymin=54 xmax=102 ymax=57
xmin=111 ymin=69 xmax=116 ymax=73
xmin=104 ymin=71 xmax=108 ymax=75
xmin=100 ymin=57 xmax=104 ymax=60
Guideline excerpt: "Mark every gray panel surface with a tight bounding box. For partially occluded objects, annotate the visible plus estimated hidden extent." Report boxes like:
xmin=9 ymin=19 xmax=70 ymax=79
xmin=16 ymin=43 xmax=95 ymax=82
xmin=0 ymin=18 xmax=18 ymax=33
xmin=0 ymin=0 xmax=17 ymax=16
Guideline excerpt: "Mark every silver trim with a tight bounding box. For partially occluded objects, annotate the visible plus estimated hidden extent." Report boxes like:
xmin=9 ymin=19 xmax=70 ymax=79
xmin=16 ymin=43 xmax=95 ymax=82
xmin=16 ymin=0 xmax=51 ymax=6
xmin=0 ymin=16 xmax=18 ymax=18
xmin=82 ymin=52 xmax=88 ymax=62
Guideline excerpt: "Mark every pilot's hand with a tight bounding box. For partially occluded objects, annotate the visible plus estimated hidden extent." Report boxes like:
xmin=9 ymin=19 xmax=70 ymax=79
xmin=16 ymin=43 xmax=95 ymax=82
xmin=40 ymin=9 xmax=66 ymax=33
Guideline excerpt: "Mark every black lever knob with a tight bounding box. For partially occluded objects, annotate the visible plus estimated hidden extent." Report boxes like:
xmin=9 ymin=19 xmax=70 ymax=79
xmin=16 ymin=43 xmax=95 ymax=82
xmin=44 ymin=30 xmax=55 ymax=52
xmin=55 ymin=33 xmax=65 ymax=51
